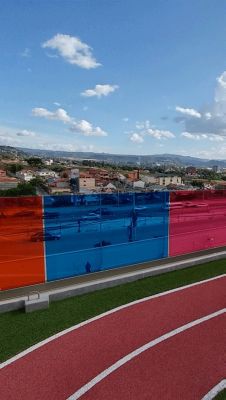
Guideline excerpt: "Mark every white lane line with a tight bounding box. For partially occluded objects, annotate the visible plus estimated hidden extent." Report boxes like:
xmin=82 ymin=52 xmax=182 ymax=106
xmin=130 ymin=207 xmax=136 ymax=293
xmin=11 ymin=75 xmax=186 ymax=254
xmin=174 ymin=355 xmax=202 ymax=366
xmin=67 ymin=309 xmax=226 ymax=400
xmin=201 ymin=379 xmax=226 ymax=400
xmin=1 ymin=274 xmax=225 ymax=369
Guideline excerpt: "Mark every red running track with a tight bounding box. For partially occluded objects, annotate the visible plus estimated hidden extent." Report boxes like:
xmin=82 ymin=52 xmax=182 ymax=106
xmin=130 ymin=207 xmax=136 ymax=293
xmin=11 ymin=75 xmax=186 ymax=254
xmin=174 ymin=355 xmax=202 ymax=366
xmin=81 ymin=313 xmax=226 ymax=400
xmin=0 ymin=275 xmax=226 ymax=400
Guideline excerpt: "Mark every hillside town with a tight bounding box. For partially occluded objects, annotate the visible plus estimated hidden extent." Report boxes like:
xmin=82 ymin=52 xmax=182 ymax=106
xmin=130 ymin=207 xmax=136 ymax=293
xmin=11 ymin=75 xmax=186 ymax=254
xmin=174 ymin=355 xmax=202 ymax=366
xmin=1 ymin=146 xmax=226 ymax=196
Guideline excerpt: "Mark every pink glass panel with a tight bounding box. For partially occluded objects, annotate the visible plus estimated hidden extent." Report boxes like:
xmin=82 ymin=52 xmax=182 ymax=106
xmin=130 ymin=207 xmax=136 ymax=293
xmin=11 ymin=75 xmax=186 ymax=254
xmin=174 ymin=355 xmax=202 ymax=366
xmin=169 ymin=190 xmax=226 ymax=256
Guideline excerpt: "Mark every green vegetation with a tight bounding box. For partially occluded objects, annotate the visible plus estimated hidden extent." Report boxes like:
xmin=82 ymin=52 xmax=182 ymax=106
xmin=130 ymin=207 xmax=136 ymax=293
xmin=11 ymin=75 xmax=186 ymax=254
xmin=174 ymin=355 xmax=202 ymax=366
xmin=30 ymin=177 xmax=48 ymax=192
xmin=0 ymin=176 xmax=50 ymax=197
xmin=26 ymin=157 xmax=43 ymax=167
xmin=0 ymin=181 xmax=37 ymax=197
xmin=196 ymin=168 xmax=223 ymax=181
xmin=190 ymin=180 xmax=204 ymax=189
xmin=0 ymin=259 xmax=225 ymax=362
xmin=6 ymin=163 xmax=23 ymax=174
xmin=49 ymin=164 xmax=65 ymax=173
xmin=214 ymin=389 xmax=226 ymax=400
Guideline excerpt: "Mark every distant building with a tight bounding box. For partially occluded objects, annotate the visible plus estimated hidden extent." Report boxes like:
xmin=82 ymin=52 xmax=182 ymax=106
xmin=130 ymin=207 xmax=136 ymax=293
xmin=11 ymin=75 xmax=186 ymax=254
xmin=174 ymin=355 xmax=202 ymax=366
xmin=44 ymin=159 xmax=53 ymax=166
xmin=117 ymin=173 xmax=126 ymax=182
xmin=185 ymin=166 xmax=197 ymax=176
xmin=0 ymin=170 xmax=6 ymax=177
xmin=70 ymin=168 xmax=80 ymax=192
xmin=141 ymin=174 xmax=182 ymax=187
xmin=127 ymin=170 xmax=139 ymax=181
xmin=79 ymin=177 xmax=95 ymax=191
xmin=104 ymin=182 xmax=117 ymax=192
xmin=36 ymin=169 xmax=58 ymax=178
xmin=158 ymin=175 xmax=182 ymax=186
xmin=133 ymin=180 xmax=145 ymax=189
xmin=50 ymin=178 xmax=69 ymax=188
xmin=16 ymin=170 xmax=35 ymax=182
xmin=88 ymin=168 xmax=109 ymax=179
xmin=0 ymin=177 xmax=19 ymax=190
xmin=140 ymin=175 xmax=156 ymax=184
xmin=48 ymin=178 xmax=71 ymax=194
xmin=212 ymin=165 xmax=219 ymax=172
xmin=49 ymin=187 xmax=71 ymax=194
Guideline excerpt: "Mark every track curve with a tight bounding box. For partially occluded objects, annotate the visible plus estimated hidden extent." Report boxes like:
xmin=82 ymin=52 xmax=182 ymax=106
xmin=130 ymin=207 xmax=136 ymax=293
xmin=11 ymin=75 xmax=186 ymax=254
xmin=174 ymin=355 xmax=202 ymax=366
xmin=0 ymin=275 xmax=225 ymax=400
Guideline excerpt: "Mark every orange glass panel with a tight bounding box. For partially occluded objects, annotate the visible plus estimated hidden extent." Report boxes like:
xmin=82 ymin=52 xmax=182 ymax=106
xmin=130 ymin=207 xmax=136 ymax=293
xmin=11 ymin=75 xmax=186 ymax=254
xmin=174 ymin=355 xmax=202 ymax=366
xmin=0 ymin=196 xmax=45 ymax=290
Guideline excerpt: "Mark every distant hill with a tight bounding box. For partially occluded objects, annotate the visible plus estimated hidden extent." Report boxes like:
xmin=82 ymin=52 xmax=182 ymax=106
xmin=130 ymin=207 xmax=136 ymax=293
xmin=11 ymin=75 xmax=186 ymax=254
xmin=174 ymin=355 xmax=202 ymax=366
xmin=1 ymin=145 xmax=226 ymax=168
xmin=0 ymin=145 xmax=28 ymax=158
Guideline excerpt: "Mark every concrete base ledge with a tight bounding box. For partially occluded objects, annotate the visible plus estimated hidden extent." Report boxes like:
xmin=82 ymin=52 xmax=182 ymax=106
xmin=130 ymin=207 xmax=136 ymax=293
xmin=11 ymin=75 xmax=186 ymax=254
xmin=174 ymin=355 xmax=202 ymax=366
xmin=25 ymin=294 xmax=49 ymax=313
xmin=0 ymin=299 xmax=25 ymax=314
xmin=0 ymin=250 xmax=226 ymax=314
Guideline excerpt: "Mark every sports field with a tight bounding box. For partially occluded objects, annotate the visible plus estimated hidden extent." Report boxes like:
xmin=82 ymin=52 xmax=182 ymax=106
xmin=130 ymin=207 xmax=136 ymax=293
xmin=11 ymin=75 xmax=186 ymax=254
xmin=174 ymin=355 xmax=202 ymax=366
xmin=1 ymin=260 xmax=225 ymax=399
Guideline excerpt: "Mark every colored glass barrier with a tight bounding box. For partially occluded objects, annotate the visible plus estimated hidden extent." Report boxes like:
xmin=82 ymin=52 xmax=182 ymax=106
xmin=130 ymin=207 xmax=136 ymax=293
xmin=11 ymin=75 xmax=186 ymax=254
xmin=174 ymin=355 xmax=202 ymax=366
xmin=0 ymin=196 xmax=45 ymax=290
xmin=43 ymin=192 xmax=169 ymax=281
xmin=2 ymin=190 xmax=226 ymax=291
xmin=169 ymin=190 xmax=226 ymax=256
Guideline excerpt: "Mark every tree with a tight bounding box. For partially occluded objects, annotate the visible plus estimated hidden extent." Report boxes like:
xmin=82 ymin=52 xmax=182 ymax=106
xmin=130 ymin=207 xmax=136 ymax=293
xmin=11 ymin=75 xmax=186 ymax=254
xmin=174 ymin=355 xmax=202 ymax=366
xmin=26 ymin=157 xmax=43 ymax=167
xmin=6 ymin=164 xmax=23 ymax=174
xmin=49 ymin=165 xmax=64 ymax=173
xmin=191 ymin=180 xmax=204 ymax=189
xmin=0 ymin=182 xmax=37 ymax=197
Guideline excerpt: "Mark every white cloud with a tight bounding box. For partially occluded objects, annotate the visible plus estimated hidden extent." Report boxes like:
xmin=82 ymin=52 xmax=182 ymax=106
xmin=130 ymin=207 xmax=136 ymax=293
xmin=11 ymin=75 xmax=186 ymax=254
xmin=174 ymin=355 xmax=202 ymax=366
xmin=16 ymin=129 xmax=36 ymax=137
xmin=181 ymin=132 xmax=224 ymax=141
xmin=81 ymin=84 xmax=119 ymax=98
xmin=46 ymin=53 xmax=59 ymax=59
xmin=146 ymin=128 xmax=175 ymax=139
xmin=205 ymin=112 xmax=212 ymax=120
xmin=130 ymin=133 xmax=144 ymax=143
xmin=181 ymin=132 xmax=202 ymax=140
xmin=42 ymin=34 xmax=101 ymax=69
xmin=0 ymin=135 xmax=17 ymax=145
xmin=129 ymin=120 xmax=175 ymax=144
xmin=38 ymin=142 xmax=94 ymax=152
xmin=177 ymin=71 xmax=226 ymax=139
xmin=0 ymin=126 xmax=35 ymax=145
xmin=53 ymin=102 xmax=61 ymax=106
xmin=32 ymin=106 xmax=108 ymax=137
xmin=32 ymin=107 xmax=72 ymax=123
xmin=20 ymin=48 xmax=31 ymax=58
xmin=70 ymin=120 xmax=107 ymax=136
xmin=195 ymin=150 xmax=213 ymax=158
xmin=216 ymin=71 xmax=226 ymax=90
xmin=196 ymin=146 xmax=226 ymax=159
xmin=0 ymin=125 xmax=104 ymax=153
xmin=209 ymin=135 xmax=224 ymax=141
xmin=135 ymin=120 xmax=150 ymax=129
xmin=176 ymin=106 xmax=201 ymax=118
xmin=123 ymin=117 xmax=129 ymax=122
xmin=0 ymin=134 xmax=21 ymax=145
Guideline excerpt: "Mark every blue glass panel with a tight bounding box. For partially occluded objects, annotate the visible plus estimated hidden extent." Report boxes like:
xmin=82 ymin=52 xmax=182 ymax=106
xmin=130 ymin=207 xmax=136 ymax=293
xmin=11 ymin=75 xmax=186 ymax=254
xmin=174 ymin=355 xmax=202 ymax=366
xmin=44 ymin=191 xmax=169 ymax=281
xmin=46 ymin=247 xmax=103 ymax=280
xmin=101 ymin=193 xmax=118 ymax=206
xmin=44 ymin=195 xmax=102 ymax=280
xmin=101 ymin=237 xmax=168 ymax=270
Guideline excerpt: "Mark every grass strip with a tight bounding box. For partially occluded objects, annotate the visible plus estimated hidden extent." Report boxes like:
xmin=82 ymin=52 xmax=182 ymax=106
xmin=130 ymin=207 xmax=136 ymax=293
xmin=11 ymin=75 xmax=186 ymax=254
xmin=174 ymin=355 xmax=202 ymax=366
xmin=214 ymin=389 xmax=226 ymax=400
xmin=1 ymin=258 xmax=226 ymax=362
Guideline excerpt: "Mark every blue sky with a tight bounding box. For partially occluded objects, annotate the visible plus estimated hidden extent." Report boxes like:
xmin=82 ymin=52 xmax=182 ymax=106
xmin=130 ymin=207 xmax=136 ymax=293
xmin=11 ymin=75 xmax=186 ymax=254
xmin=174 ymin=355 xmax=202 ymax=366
xmin=1 ymin=0 xmax=226 ymax=158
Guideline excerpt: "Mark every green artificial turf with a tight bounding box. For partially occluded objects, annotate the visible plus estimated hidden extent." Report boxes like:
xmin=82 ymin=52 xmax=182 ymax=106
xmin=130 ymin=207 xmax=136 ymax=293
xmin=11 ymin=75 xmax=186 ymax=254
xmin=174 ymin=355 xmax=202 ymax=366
xmin=0 ymin=259 xmax=226 ymax=362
